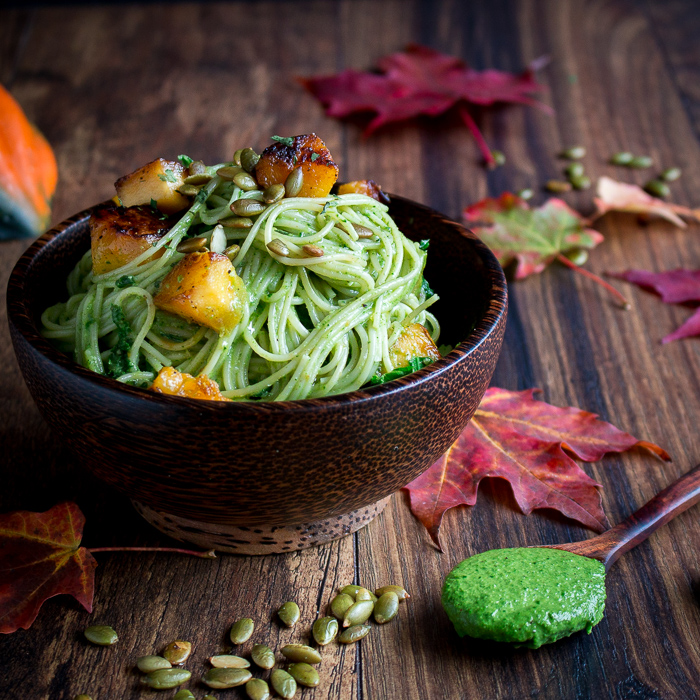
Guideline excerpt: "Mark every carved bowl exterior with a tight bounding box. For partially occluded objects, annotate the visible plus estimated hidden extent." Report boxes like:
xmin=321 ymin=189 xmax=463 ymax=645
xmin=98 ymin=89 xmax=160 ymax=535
xmin=8 ymin=196 xmax=507 ymax=530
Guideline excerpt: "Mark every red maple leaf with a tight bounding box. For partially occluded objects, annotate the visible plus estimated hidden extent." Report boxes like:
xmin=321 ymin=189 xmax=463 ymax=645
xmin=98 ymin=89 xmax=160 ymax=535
xmin=609 ymin=269 xmax=700 ymax=342
xmin=300 ymin=44 xmax=551 ymax=165
xmin=0 ymin=502 xmax=96 ymax=634
xmin=403 ymin=388 xmax=670 ymax=550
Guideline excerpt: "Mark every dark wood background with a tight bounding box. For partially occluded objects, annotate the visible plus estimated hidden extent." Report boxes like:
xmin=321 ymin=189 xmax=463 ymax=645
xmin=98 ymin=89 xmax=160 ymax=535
xmin=2 ymin=1 xmax=700 ymax=698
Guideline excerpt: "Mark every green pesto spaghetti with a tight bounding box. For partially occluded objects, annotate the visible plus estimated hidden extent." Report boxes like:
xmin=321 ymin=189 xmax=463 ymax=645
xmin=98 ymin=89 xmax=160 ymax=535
xmin=41 ymin=149 xmax=440 ymax=401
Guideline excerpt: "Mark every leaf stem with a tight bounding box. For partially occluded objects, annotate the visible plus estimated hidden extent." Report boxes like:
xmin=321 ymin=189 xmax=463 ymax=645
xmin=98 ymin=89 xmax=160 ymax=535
xmin=457 ymin=105 xmax=495 ymax=166
xmin=88 ymin=546 xmax=216 ymax=559
xmin=556 ymin=254 xmax=631 ymax=309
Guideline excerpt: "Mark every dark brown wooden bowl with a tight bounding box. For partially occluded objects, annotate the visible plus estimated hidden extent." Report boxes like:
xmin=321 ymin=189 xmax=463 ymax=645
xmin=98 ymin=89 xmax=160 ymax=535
xmin=8 ymin=196 xmax=507 ymax=554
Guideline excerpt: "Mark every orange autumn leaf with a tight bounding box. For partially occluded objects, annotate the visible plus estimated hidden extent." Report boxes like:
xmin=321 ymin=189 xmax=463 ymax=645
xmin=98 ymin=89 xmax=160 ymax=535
xmin=403 ymin=388 xmax=670 ymax=550
xmin=593 ymin=176 xmax=700 ymax=228
xmin=0 ymin=503 xmax=96 ymax=633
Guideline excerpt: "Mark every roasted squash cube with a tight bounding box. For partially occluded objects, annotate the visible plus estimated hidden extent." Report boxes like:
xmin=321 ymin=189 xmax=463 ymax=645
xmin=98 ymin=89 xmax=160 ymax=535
xmin=255 ymin=134 xmax=339 ymax=198
xmin=151 ymin=366 xmax=230 ymax=401
xmin=115 ymin=158 xmax=189 ymax=214
xmin=337 ymin=180 xmax=389 ymax=204
xmin=389 ymin=323 xmax=440 ymax=369
xmin=154 ymin=251 xmax=247 ymax=334
xmin=90 ymin=203 xmax=171 ymax=275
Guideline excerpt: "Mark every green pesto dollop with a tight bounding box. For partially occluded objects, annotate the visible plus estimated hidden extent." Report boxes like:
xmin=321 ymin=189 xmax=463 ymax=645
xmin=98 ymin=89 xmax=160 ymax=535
xmin=442 ymin=548 xmax=606 ymax=649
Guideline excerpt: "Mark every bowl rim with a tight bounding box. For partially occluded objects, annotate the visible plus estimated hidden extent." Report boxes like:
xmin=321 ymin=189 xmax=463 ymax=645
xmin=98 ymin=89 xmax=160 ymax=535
xmin=7 ymin=195 xmax=507 ymax=413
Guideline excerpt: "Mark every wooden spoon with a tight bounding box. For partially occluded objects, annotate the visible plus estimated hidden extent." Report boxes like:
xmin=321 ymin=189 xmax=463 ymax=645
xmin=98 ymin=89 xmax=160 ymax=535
xmin=540 ymin=463 xmax=700 ymax=571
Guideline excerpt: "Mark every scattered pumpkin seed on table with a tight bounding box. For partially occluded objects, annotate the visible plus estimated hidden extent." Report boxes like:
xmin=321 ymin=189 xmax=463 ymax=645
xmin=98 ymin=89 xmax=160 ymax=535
xmin=230 ymin=618 xmax=255 ymax=644
xmin=163 ymin=640 xmax=192 ymax=665
xmin=570 ymin=175 xmax=592 ymax=190
xmin=140 ymin=668 xmax=192 ymax=690
xmin=271 ymin=669 xmax=297 ymax=699
xmin=644 ymin=180 xmax=670 ymax=198
xmin=280 ymin=643 xmax=322 ymax=664
xmin=287 ymin=662 xmax=320 ymax=688
xmin=354 ymin=587 xmax=377 ymax=602
xmin=209 ymin=654 xmax=250 ymax=668
xmin=516 ymin=188 xmax=534 ymax=200
xmin=375 ymin=585 xmax=410 ymax=601
xmin=278 ymin=601 xmax=300 ymax=627
xmin=560 ymin=146 xmax=586 ymax=159
xmin=251 ymin=643 xmax=275 ymax=669
xmin=202 ymin=667 xmax=252 ymax=689
xmin=545 ymin=180 xmax=572 ymax=193
xmin=564 ymin=162 xmax=584 ymax=179
xmin=74 ymin=695 xmax=92 ymax=700
xmin=374 ymin=591 xmax=400 ymax=624
xmin=660 ymin=167 xmax=681 ymax=182
xmin=136 ymin=655 xmax=172 ymax=673
xmin=313 ymin=616 xmax=339 ymax=645
xmin=491 ymin=150 xmax=506 ymax=166
xmin=173 ymin=690 xmax=195 ymax=700
xmin=330 ymin=593 xmax=355 ymax=619
xmin=203 ymin=696 xmax=218 ymax=700
xmin=84 ymin=625 xmax=118 ymax=646
xmin=343 ymin=599 xmax=375 ymax=627
xmin=609 ymin=151 xmax=634 ymax=165
xmin=629 ymin=155 xmax=653 ymax=169
xmin=339 ymin=624 xmax=371 ymax=644
xmin=246 ymin=678 xmax=271 ymax=700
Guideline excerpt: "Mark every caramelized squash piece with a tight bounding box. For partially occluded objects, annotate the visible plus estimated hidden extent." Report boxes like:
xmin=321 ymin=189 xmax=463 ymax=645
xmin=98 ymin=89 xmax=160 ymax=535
xmin=154 ymin=251 xmax=247 ymax=334
xmin=115 ymin=158 xmax=189 ymax=214
xmin=151 ymin=366 xmax=230 ymax=401
xmin=255 ymin=134 xmax=339 ymax=198
xmin=337 ymin=180 xmax=389 ymax=204
xmin=389 ymin=323 xmax=440 ymax=369
xmin=90 ymin=203 xmax=171 ymax=275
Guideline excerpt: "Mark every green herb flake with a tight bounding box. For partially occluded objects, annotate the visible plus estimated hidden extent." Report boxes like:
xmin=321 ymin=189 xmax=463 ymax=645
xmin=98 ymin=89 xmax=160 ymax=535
xmin=421 ymin=277 xmax=434 ymax=298
xmin=158 ymin=168 xmax=177 ymax=183
xmin=311 ymin=153 xmax=319 ymax=162
xmin=177 ymin=275 xmax=184 ymax=283
xmin=370 ymin=356 xmax=434 ymax=385
xmin=106 ymin=305 xmax=136 ymax=378
xmin=177 ymin=154 xmax=193 ymax=168
xmin=150 ymin=198 xmax=159 ymax=212
xmin=194 ymin=189 xmax=208 ymax=204
xmin=115 ymin=275 xmax=136 ymax=289
xmin=271 ymin=135 xmax=295 ymax=148
xmin=419 ymin=239 xmax=430 ymax=250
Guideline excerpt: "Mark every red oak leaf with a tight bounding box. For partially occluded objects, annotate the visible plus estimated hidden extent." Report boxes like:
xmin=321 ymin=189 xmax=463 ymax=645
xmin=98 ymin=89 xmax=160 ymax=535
xmin=609 ymin=269 xmax=700 ymax=342
xmin=300 ymin=45 xmax=550 ymax=165
xmin=0 ymin=502 xmax=96 ymax=634
xmin=403 ymin=388 xmax=670 ymax=550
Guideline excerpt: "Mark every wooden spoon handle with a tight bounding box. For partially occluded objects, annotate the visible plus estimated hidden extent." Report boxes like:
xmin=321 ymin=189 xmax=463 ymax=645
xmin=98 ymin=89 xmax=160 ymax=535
xmin=598 ymin=463 xmax=700 ymax=569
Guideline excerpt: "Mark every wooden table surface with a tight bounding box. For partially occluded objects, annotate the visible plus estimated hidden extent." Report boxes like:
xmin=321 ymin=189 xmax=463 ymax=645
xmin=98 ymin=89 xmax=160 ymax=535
xmin=2 ymin=1 xmax=700 ymax=698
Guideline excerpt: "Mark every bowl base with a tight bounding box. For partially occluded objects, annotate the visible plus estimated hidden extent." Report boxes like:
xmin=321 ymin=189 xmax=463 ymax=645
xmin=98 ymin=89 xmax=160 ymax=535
xmin=132 ymin=497 xmax=391 ymax=555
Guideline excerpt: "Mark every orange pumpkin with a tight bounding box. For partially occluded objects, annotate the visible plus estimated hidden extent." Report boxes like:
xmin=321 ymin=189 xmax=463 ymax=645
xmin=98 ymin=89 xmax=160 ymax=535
xmin=0 ymin=84 xmax=58 ymax=238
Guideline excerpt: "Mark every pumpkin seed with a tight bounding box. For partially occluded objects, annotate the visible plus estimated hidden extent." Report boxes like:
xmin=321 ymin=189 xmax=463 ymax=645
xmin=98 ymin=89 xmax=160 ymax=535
xmin=217 ymin=165 xmax=244 ymax=180
xmin=240 ymin=148 xmax=260 ymax=173
xmin=74 ymin=695 xmax=92 ymax=700
xmin=354 ymin=224 xmax=374 ymax=239
xmin=202 ymin=667 xmax=252 ymax=689
xmin=564 ymin=162 xmax=584 ymax=179
xmin=312 ymin=616 xmax=338 ymax=646
xmin=246 ymin=678 xmax=271 ymax=700
xmin=570 ymin=175 xmax=592 ymax=190
xmin=302 ymin=243 xmax=324 ymax=257
xmin=224 ymin=243 xmax=241 ymax=261
xmin=84 ymin=625 xmax=118 ymax=646
xmin=491 ymin=150 xmax=506 ymax=166
xmin=210 ymin=654 xmax=250 ymax=669
xmin=339 ymin=585 xmax=363 ymax=599
xmin=287 ymin=662 xmax=320 ymax=688
xmin=140 ymin=668 xmax=192 ymax=690
xmin=173 ymin=690 xmax=195 ymax=700
xmin=229 ymin=618 xmax=255 ymax=644
xmin=516 ymin=188 xmax=534 ymax=201
xmin=564 ymin=248 xmax=589 ymax=266
xmin=189 ymin=160 xmax=207 ymax=176
xmin=185 ymin=173 xmax=212 ymax=186
xmin=177 ymin=184 xmax=201 ymax=197
xmin=278 ymin=601 xmax=300 ymax=627
xmin=163 ymin=640 xmax=192 ymax=666
xmin=343 ymin=600 xmax=374 ymax=627
xmin=263 ymin=183 xmax=286 ymax=204
xmin=374 ymin=591 xmax=400 ymax=624
xmin=251 ymin=644 xmax=275 ymax=670
xmin=609 ymin=151 xmax=634 ymax=165
xmin=660 ymin=167 xmax=681 ymax=182
xmin=270 ymin=669 xmax=297 ymax=699
xmin=231 ymin=199 xmax=266 ymax=217
xmin=233 ymin=172 xmax=259 ymax=191
xmin=233 ymin=149 xmax=244 ymax=166
xmin=629 ymin=155 xmax=653 ymax=169
xmin=354 ymin=587 xmax=376 ymax=602
xmin=210 ymin=224 xmax=227 ymax=254
xmin=544 ymin=180 xmax=572 ymax=193
xmin=644 ymin=179 xmax=670 ymax=198
xmin=338 ymin=624 xmax=371 ymax=644
xmin=280 ymin=644 xmax=322 ymax=665
xmin=284 ymin=167 xmax=304 ymax=197
xmin=330 ymin=593 xmax=354 ymax=619
xmin=176 ymin=236 xmax=207 ymax=253
xmin=267 ymin=238 xmax=290 ymax=257
xmin=203 ymin=696 xmax=218 ymax=700
xmin=136 ymin=655 xmax=172 ymax=673
xmin=219 ymin=216 xmax=253 ymax=229
xmin=374 ymin=585 xmax=410 ymax=601
xmin=560 ymin=146 xmax=586 ymax=159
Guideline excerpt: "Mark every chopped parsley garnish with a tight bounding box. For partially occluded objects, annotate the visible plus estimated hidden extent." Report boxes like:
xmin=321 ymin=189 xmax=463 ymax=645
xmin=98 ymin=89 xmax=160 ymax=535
xmin=158 ymin=169 xmax=178 ymax=183
xmin=311 ymin=153 xmax=319 ymax=162
xmin=421 ymin=276 xmax=434 ymax=298
xmin=251 ymin=386 xmax=273 ymax=399
xmin=271 ymin=135 xmax=295 ymax=147
xmin=177 ymin=154 xmax=193 ymax=167
xmin=419 ymin=239 xmax=430 ymax=250
xmin=321 ymin=196 xmax=339 ymax=214
xmin=106 ymin=305 xmax=136 ymax=378
xmin=115 ymin=275 xmax=136 ymax=289
xmin=370 ymin=356 xmax=434 ymax=385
